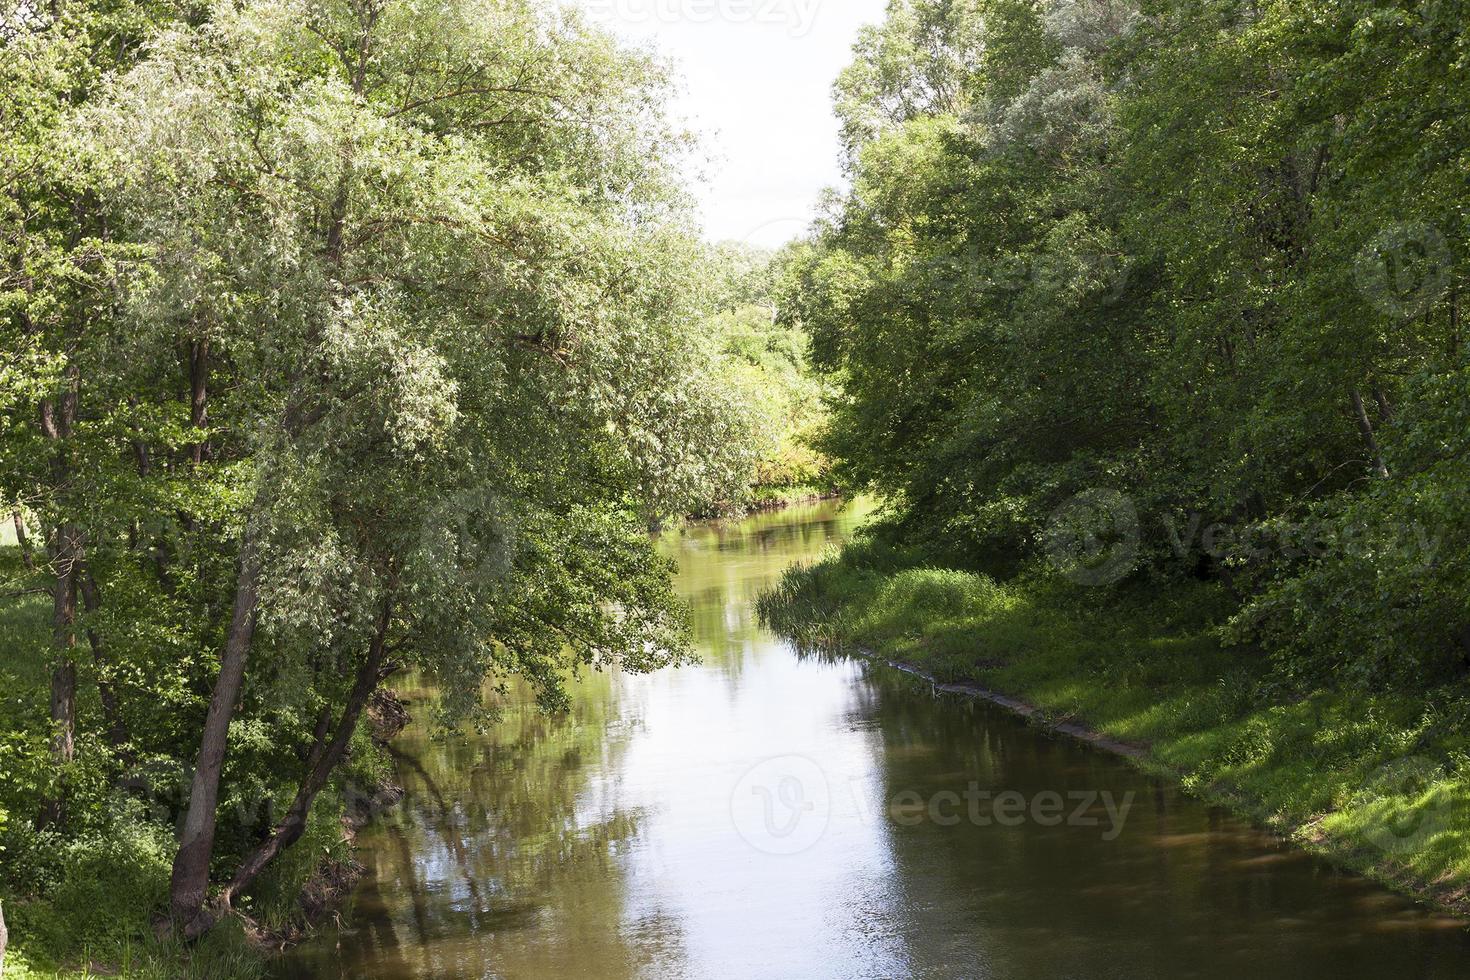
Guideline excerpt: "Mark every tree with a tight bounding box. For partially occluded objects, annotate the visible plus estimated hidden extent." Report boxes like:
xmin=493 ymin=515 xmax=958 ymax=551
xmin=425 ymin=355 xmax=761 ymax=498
xmin=787 ymin=0 xmax=1469 ymax=682
xmin=80 ymin=0 xmax=754 ymax=936
xmin=0 ymin=0 xmax=185 ymax=827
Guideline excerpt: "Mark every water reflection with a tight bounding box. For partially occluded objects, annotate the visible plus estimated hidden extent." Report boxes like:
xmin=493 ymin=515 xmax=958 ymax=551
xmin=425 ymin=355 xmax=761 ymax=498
xmin=279 ymin=499 xmax=1470 ymax=980
xmin=853 ymin=667 xmax=1470 ymax=977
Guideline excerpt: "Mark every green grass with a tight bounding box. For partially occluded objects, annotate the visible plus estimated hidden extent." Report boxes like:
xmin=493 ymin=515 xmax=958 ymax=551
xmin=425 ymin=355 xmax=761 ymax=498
xmin=747 ymin=482 xmax=838 ymax=510
xmin=1 ymin=920 xmax=265 ymax=980
xmin=1 ymin=545 xmax=50 ymax=685
xmin=759 ymin=544 xmax=1470 ymax=913
xmin=1 ymin=545 xmax=268 ymax=980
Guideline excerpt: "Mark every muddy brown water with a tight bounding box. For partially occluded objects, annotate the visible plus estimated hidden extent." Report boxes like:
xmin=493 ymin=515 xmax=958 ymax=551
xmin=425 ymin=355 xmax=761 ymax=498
xmin=276 ymin=499 xmax=1470 ymax=979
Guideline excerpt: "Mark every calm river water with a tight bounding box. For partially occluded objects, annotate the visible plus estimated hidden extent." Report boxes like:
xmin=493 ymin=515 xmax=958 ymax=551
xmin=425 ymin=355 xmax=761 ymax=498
xmin=278 ymin=499 xmax=1470 ymax=979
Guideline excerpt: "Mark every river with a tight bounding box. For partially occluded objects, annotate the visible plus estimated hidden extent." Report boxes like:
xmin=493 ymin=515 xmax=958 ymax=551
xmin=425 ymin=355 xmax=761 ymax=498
xmin=277 ymin=498 xmax=1470 ymax=978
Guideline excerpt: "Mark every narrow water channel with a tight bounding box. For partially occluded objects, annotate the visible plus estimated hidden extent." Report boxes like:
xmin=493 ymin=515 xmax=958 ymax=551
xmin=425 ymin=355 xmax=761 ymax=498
xmin=278 ymin=499 xmax=1470 ymax=978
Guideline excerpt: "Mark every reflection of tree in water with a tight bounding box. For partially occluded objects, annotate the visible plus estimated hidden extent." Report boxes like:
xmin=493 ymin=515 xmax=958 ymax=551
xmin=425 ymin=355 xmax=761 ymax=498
xmin=662 ymin=499 xmax=868 ymax=682
xmin=282 ymin=500 xmax=873 ymax=979
xmin=826 ymin=661 xmax=1470 ymax=978
xmin=320 ymin=670 xmax=675 ymax=980
xmin=280 ymin=497 xmax=1470 ymax=979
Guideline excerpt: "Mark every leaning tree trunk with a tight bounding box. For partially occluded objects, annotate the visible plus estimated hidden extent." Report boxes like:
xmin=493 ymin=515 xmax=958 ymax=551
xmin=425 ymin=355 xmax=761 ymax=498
xmin=173 ymin=99 xmax=357 ymax=936
xmin=190 ymin=594 xmax=394 ymax=938
xmin=168 ymin=539 xmax=261 ymax=933
xmin=12 ymin=511 xmax=35 ymax=571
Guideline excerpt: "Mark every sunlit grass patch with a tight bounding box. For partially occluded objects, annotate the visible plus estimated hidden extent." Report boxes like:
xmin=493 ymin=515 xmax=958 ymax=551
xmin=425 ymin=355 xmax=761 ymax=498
xmin=0 ymin=547 xmax=51 ymax=692
xmin=1319 ymin=774 xmax=1470 ymax=889
xmin=0 ymin=917 xmax=265 ymax=980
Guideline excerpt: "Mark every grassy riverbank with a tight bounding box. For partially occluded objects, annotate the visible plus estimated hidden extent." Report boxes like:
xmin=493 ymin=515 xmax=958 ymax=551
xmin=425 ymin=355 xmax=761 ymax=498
xmin=688 ymin=483 xmax=841 ymax=522
xmin=758 ymin=539 xmax=1470 ymax=915
xmin=0 ymin=543 xmax=266 ymax=979
xmin=746 ymin=484 xmax=841 ymax=513
xmin=0 ymin=539 xmax=403 ymax=978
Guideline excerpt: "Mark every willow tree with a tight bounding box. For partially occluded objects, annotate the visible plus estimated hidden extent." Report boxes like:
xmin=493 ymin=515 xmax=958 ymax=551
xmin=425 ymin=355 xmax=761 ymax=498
xmin=94 ymin=0 xmax=755 ymax=936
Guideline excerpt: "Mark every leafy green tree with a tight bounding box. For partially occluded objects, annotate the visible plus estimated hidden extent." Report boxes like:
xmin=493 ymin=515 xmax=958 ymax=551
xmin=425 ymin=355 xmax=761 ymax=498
xmin=1 ymin=0 xmax=761 ymax=945
xmin=787 ymin=0 xmax=1469 ymax=683
xmin=0 ymin=0 xmax=191 ymax=828
xmin=693 ymin=243 xmax=830 ymax=508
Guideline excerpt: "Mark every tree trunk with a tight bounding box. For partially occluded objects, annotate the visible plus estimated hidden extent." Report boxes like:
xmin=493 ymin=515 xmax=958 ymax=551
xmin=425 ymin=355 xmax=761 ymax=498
xmin=78 ymin=568 xmax=132 ymax=756
xmin=188 ymin=338 xmax=210 ymax=466
xmin=195 ymin=594 xmax=394 ymax=936
xmin=177 ymin=338 xmax=211 ymax=536
xmin=37 ymin=375 xmax=80 ymax=827
xmin=1372 ymin=387 xmax=1394 ymax=424
xmin=1450 ymin=282 xmax=1461 ymax=357
xmin=39 ymin=522 xmax=80 ymax=829
xmin=12 ymin=511 xmax=35 ymax=571
xmin=168 ymin=537 xmax=261 ymax=933
xmin=1350 ymin=389 xmax=1389 ymax=479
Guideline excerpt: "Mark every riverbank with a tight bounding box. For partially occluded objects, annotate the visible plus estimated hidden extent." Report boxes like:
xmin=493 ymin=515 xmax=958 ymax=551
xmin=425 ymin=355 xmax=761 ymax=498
xmin=685 ymin=483 xmax=841 ymax=522
xmin=237 ymin=690 xmax=409 ymax=955
xmin=0 ymin=543 xmax=409 ymax=978
xmin=757 ymin=544 xmax=1470 ymax=918
xmin=744 ymin=484 xmax=842 ymax=514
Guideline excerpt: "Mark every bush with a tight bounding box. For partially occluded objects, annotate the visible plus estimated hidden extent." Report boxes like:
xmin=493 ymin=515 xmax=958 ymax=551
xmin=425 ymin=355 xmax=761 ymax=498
xmin=1232 ymin=368 xmax=1470 ymax=690
xmin=22 ymin=800 xmax=174 ymax=954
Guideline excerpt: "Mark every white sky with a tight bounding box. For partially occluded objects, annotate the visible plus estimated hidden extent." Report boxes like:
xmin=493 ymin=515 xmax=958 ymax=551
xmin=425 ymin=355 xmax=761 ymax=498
xmin=572 ymin=0 xmax=892 ymax=249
